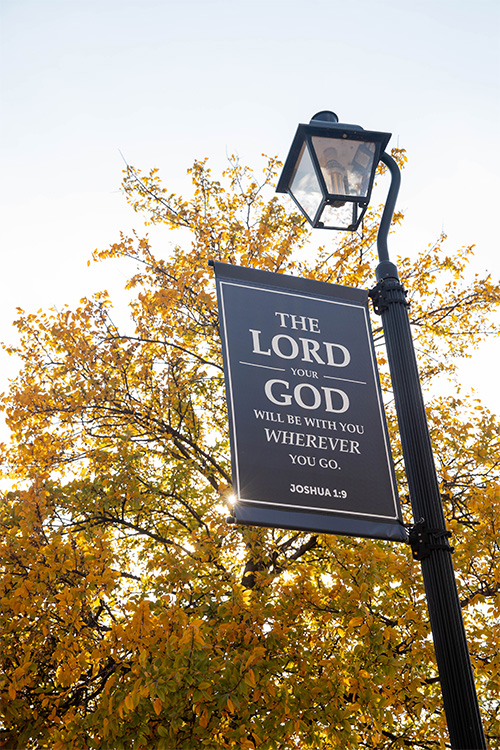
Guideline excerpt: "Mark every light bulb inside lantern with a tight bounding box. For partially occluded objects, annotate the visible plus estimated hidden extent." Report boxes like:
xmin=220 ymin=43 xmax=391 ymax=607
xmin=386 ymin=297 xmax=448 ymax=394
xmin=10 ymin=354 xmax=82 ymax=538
xmin=322 ymin=147 xmax=347 ymax=207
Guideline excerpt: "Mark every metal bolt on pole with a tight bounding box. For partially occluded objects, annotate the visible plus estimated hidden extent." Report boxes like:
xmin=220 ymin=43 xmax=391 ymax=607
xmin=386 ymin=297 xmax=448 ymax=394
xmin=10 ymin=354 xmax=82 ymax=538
xmin=369 ymin=152 xmax=486 ymax=749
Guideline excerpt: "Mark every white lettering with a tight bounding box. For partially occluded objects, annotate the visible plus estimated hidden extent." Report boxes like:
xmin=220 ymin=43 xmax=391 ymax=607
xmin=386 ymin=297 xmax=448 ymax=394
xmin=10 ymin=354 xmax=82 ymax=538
xmin=319 ymin=458 xmax=340 ymax=470
xmin=289 ymin=454 xmax=317 ymax=467
xmin=274 ymin=312 xmax=289 ymax=328
xmin=322 ymin=387 xmax=350 ymax=414
xmin=249 ymin=329 xmax=271 ymax=356
xmin=291 ymin=368 xmax=318 ymax=379
xmin=290 ymin=483 xmax=331 ymax=496
xmin=324 ymin=342 xmax=351 ymax=367
xmin=252 ymin=329 xmax=350 ymax=367
xmin=299 ymin=337 xmax=325 ymax=365
xmin=265 ymin=429 xmax=360 ymax=453
xmin=264 ymin=380 xmax=350 ymax=414
xmin=294 ymin=383 xmax=322 ymax=410
xmin=309 ymin=318 xmax=320 ymax=333
xmin=272 ymin=334 xmax=300 ymax=359
xmin=275 ymin=313 xmax=321 ymax=333
xmin=264 ymin=379 xmax=292 ymax=406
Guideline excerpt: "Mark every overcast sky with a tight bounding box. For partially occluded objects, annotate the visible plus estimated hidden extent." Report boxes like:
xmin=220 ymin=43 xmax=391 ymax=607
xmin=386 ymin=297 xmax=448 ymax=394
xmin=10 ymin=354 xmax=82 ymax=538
xmin=1 ymin=0 xmax=499 ymax=414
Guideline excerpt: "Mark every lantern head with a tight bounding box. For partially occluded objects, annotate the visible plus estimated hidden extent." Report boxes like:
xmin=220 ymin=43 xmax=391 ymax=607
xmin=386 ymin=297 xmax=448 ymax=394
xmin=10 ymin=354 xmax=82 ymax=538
xmin=276 ymin=111 xmax=391 ymax=231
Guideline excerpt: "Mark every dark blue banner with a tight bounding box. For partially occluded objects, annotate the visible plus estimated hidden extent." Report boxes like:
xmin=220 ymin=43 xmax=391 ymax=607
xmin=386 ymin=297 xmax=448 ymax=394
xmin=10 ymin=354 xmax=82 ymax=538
xmin=213 ymin=261 xmax=407 ymax=542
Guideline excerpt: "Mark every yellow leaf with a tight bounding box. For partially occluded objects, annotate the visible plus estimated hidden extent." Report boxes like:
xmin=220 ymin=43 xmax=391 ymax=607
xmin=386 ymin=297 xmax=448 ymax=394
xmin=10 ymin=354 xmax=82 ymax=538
xmin=153 ymin=697 xmax=162 ymax=716
xmin=125 ymin=693 xmax=135 ymax=711
xmin=348 ymin=616 xmax=364 ymax=628
xmin=244 ymin=668 xmax=256 ymax=687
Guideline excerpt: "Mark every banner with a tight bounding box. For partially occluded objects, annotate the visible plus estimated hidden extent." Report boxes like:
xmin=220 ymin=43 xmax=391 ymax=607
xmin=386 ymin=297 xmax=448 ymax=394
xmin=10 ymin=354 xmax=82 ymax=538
xmin=213 ymin=261 xmax=407 ymax=542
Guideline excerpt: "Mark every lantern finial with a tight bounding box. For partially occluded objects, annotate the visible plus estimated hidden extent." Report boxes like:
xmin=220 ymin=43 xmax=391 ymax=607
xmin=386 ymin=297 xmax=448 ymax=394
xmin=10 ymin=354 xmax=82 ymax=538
xmin=310 ymin=111 xmax=339 ymax=124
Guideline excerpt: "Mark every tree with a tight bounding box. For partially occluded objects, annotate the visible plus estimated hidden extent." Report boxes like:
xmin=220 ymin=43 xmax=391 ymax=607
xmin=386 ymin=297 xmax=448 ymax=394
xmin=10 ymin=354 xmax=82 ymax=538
xmin=0 ymin=154 xmax=499 ymax=749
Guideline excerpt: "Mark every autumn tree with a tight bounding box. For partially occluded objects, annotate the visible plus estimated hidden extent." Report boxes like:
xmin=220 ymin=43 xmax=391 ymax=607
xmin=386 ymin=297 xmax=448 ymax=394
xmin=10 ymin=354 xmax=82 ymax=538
xmin=0 ymin=154 xmax=499 ymax=749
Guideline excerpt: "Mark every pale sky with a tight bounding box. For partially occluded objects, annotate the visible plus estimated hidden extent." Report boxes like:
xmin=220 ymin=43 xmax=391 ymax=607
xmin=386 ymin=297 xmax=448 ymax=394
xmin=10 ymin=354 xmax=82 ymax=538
xmin=1 ymin=0 xmax=499 ymax=413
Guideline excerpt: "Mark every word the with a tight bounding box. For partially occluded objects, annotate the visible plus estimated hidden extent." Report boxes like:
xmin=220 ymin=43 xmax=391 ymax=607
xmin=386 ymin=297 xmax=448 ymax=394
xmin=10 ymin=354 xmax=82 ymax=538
xmin=275 ymin=312 xmax=320 ymax=332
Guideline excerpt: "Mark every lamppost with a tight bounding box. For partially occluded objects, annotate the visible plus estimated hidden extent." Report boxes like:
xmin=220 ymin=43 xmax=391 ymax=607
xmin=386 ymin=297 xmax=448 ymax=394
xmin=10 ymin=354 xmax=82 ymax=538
xmin=276 ymin=111 xmax=486 ymax=750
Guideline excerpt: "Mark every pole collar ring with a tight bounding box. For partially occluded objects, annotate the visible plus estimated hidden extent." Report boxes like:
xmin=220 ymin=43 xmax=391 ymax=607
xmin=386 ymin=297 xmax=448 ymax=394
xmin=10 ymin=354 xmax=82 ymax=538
xmin=369 ymin=279 xmax=409 ymax=315
xmin=408 ymin=519 xmax=454 ymax=561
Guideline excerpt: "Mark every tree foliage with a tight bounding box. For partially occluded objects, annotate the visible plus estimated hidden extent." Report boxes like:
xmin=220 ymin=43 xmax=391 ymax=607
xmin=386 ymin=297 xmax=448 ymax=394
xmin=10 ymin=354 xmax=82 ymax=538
xmin=0 ymin=154 xmax=499 ymax=749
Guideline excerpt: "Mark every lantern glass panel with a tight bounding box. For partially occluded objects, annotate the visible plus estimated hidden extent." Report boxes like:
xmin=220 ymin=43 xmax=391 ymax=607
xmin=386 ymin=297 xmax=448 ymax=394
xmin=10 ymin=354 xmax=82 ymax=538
xmin=289 ymin=143 xmax=323 ymax=223
xmin=319 ymin=202 xmax=357 ymax=230
xmin=311 ymin=136 xmax=376 ymax=199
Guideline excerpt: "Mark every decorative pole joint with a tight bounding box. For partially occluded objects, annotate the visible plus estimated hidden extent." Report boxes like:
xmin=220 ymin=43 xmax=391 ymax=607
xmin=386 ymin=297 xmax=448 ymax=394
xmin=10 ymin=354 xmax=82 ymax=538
xmin=369 ymin=277 xmax=409 ymax=316
xmin=408 ymin=519 xmax=454 ymax=561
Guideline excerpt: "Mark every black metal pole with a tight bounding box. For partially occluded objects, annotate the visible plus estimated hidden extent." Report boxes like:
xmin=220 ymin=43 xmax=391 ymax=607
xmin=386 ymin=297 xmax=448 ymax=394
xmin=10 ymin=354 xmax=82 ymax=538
xmin=369 ymin=152 xmax=486 ymax=749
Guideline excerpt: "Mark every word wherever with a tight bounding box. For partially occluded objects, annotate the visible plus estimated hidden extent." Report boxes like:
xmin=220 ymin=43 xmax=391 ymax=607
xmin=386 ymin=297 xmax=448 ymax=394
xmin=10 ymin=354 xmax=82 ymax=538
xmin=265 ymin=428 xmax=360 ymax=454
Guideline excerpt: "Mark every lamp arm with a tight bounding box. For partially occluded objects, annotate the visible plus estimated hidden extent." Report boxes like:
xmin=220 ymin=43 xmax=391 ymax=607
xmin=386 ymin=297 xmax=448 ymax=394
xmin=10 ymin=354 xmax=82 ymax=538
xmin=375 ymin=151 xmax=401 ymax=279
